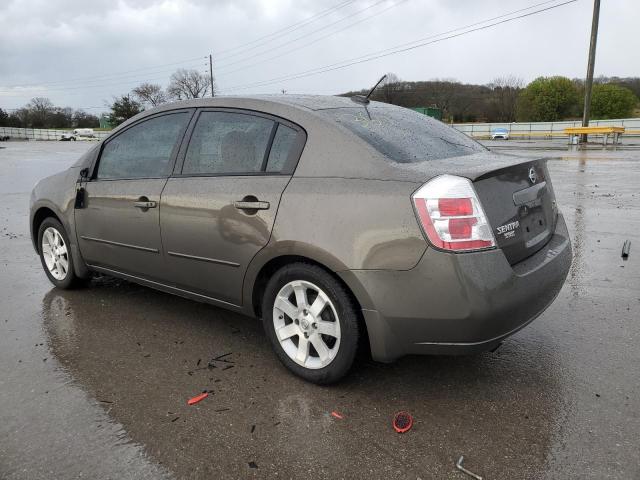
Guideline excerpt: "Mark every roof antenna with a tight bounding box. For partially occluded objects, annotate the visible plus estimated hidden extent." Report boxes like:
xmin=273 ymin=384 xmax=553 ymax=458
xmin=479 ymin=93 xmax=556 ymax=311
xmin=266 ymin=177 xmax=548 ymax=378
xmin=351 ymin=74 xmax=387 ymax=105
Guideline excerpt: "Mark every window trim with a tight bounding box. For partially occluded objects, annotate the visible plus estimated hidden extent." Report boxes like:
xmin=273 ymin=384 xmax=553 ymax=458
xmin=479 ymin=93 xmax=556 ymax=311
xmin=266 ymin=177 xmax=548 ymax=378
xmin=89 ymin=109 xmax=195 ymax=182
xmin=172 ymin=107 xmax=307 ymax=178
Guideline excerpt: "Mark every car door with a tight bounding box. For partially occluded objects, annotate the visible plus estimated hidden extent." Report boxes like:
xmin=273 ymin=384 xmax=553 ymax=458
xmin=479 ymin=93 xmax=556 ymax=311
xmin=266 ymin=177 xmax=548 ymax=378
xmin=75 ymin=110 xmax=193 ymax=280
xmin=159 ymin=109 xmax=306 ymax=306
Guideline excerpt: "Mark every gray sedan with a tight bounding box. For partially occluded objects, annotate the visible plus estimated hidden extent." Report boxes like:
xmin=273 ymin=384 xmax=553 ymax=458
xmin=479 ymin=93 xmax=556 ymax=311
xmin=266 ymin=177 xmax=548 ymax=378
xmin=29 ymin=95 xmax=572 ymax=383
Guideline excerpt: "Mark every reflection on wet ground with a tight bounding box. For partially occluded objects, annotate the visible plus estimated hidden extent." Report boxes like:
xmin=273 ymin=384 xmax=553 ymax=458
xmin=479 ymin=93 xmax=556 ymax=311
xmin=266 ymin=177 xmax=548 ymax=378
xmin=40 ymin=277 xmax=561 ymax=479
xmin=1 ymin=141 xmax=639 ymax=479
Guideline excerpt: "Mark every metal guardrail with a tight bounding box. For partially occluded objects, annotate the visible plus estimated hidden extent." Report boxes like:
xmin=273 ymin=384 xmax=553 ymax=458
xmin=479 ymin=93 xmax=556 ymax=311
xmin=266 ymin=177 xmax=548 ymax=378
xmin=2 ymin=118 xmax=640 ymax=142
xmin=452 ymin=118 xmax=640 ymax=139
xmin=0 ymin=127 xmax=110 ymax=141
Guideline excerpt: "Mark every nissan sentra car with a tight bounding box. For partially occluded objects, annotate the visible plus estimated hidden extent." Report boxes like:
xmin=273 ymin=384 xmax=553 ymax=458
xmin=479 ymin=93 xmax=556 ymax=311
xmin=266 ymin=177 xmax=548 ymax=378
xmin=30 ymin=95 xmax=572 ymax=384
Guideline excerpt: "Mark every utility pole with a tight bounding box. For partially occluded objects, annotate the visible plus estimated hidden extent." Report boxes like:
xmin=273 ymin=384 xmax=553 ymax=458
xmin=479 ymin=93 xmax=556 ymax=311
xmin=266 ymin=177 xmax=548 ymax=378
xmin=209 ymin=54 xmax=214 ymax=97
xmin=581 ymin=0 xmax=601 ymax=142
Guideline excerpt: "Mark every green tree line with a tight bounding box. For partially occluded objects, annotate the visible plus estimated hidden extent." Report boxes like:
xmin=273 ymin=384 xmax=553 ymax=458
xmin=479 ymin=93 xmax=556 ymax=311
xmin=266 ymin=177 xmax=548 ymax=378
xmin=2 ymin=73 xmax=638 ymax=129
xmin=344 ymin=74 xmax=639 ymax=123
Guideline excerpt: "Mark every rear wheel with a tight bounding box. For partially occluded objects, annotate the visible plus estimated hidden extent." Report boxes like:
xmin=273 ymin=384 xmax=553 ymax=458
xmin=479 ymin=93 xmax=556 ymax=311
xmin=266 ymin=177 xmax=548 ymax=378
xmin=262 ymin=263 xmax=360 ymax=384
xmin=38 ymin=218 xmax=83 ymax=289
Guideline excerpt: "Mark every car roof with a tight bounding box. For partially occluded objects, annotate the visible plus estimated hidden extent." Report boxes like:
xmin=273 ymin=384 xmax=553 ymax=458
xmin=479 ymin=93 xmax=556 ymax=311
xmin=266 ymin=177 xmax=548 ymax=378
xmin=111 ymin=94 xmax=394 ymax=138
xmin=144 ymin=94 xmax=380 ymax=112
xmin=250 ymin=94 xmax=368 ymax=111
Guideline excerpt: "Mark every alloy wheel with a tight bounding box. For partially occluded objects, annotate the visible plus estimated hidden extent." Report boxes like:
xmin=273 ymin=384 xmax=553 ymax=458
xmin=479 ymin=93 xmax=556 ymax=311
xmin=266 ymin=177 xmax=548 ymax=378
xmin=272 ymin=280 xmax=341 ymax=369
xmin=41 ymin=227 xmax=69 ymax=281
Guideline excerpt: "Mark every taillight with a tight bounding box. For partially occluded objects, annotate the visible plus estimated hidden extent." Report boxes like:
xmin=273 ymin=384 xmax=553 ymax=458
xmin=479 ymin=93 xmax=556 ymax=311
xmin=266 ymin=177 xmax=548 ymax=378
xmin=412 ymin=175 xmax=496 ymax=252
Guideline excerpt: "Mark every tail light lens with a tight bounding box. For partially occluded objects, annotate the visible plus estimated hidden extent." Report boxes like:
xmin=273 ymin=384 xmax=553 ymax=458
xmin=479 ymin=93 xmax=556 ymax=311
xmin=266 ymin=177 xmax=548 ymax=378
xmin=412 ymin=175 xmax=496 ymax=252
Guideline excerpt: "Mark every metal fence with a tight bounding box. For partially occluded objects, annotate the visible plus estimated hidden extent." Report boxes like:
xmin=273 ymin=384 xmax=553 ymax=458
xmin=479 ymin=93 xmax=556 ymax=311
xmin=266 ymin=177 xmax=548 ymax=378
xmin=0 ymin=127 xmax=110 ymax=141
xmin=2 ymin=118 xmax=640 ymax=142
xmin=452 ymin=118 xmax=640 ymax=139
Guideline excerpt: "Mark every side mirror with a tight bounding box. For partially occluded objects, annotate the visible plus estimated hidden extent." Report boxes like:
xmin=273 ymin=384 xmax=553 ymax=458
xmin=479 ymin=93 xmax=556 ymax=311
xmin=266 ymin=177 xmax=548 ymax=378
xmin=80 ymin=168 xmax=90 ymax=180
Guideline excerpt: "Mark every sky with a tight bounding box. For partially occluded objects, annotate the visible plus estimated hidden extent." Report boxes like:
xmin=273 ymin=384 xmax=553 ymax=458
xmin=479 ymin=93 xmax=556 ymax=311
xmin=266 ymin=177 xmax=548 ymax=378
xmin=0 ymin=0 xmax=637 ymax=114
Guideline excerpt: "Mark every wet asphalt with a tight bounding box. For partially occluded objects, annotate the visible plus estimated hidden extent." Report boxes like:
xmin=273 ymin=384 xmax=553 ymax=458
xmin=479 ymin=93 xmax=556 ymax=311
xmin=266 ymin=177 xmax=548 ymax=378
xmin=0 ymin=139 xmax=638 ymax=479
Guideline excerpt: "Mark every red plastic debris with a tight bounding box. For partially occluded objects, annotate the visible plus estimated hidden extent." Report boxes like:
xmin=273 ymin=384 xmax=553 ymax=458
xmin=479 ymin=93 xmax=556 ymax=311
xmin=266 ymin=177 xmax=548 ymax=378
xmin=330 ymin=411 xmax=344 ymax=419
xmin=187 ymin=392 xmax=208 ymax=405
xmin=392 ymin=411 xmax=413 ymax=433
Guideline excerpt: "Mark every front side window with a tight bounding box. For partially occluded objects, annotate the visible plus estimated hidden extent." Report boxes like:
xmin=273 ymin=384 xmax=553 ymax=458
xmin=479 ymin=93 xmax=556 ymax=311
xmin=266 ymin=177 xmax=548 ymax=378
xmin=97 ymin=112 xmax=189 ymax=179
xmin=182 ymin=111 xmax=275 ymax=175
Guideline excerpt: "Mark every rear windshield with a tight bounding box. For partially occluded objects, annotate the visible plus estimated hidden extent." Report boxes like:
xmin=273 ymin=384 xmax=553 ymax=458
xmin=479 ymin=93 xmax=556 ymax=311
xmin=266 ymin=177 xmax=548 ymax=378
xmin=318 ymin=105 xmax=485 ymax=163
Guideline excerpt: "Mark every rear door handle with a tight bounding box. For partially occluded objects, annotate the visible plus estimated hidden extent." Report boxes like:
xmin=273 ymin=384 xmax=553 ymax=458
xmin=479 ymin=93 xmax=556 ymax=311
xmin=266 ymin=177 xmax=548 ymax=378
xmin=134 ymin=198 xmax=157 ymax=209
xmin=234 ymin=200 xmax=270 ymax=210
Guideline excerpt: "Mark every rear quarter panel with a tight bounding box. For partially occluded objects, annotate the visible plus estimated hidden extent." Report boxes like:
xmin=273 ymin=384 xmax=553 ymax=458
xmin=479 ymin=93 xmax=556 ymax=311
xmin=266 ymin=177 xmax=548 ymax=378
xmin=242 ymin=176 xmax=428 ymax=315
xmin=270 ymin=177 xmax=426 ymax=271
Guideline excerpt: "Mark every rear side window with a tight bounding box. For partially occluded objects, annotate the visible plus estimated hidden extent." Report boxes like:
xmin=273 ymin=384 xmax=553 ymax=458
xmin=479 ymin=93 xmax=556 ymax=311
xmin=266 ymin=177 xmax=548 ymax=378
xmin=183 ymin=111 xmax=274 ymax=175
xmin=318 ymin=106 xmax=485 ymax=163
xmin=266 ymin=124 xmax=298 ymax=172
xmin=97 ymin=112 xmax=189 ymax=179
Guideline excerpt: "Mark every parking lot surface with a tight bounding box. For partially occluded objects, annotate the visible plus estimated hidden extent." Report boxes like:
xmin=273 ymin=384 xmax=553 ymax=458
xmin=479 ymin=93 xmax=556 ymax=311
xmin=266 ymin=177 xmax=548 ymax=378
xmin=1 ymin=139 xmax=638 ymax=479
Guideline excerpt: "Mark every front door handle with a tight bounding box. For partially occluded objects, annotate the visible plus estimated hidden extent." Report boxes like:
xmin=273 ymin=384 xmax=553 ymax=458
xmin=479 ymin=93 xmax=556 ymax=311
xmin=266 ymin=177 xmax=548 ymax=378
xmin=234 ymin=200 xmax=270 ymax=211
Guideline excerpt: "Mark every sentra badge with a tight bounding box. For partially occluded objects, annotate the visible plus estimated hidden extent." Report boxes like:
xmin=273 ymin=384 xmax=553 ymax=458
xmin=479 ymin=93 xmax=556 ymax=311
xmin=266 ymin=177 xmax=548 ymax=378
xmin=497 ymin=220 xmax=520 ymax=239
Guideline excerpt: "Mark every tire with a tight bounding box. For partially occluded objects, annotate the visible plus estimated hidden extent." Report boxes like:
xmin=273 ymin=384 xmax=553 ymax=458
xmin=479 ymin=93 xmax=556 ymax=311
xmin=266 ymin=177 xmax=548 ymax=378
xmin=37 ymin=217 xmax=83 ymax=289
xmin=262 ymin=262 xmax=360 ymax=384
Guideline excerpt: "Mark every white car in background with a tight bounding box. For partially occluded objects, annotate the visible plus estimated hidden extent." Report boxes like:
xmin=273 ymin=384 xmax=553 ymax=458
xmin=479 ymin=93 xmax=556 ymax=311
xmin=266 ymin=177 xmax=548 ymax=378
xmin=60 ymin=128 xmax=95 ymax=141
xmin=491 ymin=127 xmax=510 ymax=140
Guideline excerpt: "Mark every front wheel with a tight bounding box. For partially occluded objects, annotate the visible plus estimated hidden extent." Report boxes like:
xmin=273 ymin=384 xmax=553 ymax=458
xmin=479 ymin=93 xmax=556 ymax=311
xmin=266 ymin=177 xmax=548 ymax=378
xmin=262 ymin=263 xmax=360 ymax=384
xmin=38 ymin=218 xmax=83 ymax=289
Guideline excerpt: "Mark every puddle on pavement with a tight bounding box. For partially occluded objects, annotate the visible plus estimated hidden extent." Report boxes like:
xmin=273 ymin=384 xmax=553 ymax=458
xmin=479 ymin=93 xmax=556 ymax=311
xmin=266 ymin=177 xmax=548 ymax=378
xmin=41 ymin=276 xmax=564 ymax=479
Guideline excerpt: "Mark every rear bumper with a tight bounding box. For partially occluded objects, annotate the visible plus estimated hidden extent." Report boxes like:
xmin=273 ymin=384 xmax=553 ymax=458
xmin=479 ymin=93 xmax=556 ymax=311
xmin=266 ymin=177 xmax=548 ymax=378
xmin=340 ymin=213 xmax=572 ymax=362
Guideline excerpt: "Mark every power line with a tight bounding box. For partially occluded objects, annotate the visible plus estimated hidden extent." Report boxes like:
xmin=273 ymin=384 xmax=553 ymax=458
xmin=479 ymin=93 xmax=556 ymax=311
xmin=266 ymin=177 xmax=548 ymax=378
xmin=0 ymin=1 xmax=356 ymax=93
xmin=216 ymin=0 xmax=560 ymax=78
xmin=220 ymin=0 xmax=568 ymax=90
xmin=3 ymin=56 xmax=206 ymax=90
xmin=212 ymin=0 xmax=356 ymax=59
xmin=214 ymin=0 xmax=393 ymax=70
xmin=220 ymin=0 xmax=578 ymax=93
xmin=0 ymin=0 xmax=576 ymax=107
xmin=216 ymin=0 xmax=408 ymax=77
xmin=0 ymin=60 xmax=207 ymax=97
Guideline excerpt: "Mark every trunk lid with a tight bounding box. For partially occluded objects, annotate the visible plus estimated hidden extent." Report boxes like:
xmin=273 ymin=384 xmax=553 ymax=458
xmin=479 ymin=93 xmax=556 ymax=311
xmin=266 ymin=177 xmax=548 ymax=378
xmin=473 ymin=158 xmax=557 ymax=264
xmin=395 ymin=152 xmax=558 ymax=264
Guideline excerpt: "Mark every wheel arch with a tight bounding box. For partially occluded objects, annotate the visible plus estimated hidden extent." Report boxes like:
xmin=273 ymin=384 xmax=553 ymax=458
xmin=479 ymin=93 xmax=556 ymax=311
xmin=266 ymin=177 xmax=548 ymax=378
xmin=244 ymin=247 xmax=373 ymax=353
xmin=30 ymin=202 xmax=90 ymax=279
xmin=31 ymin=206 xmax=63 ymax=253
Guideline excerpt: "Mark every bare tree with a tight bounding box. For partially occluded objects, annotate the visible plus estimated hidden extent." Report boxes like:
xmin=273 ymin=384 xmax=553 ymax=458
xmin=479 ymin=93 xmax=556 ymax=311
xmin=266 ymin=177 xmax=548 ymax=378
xmin=132 ymin=83 xmax=168 ymax=107
xmin=167 ymin=69 xmax=214 ymax=100
xmin=424 ymin=79 xmax=461 ymax=120
xmin=488 ymin=76 xmax=524 ymax=122
xmin=73 ymin=110 xmax=100 ymax=128
xmin=27 ymin=97 xmax=54 ymax=127
xmin=377 ymin=72 xmax=404 ymax=105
